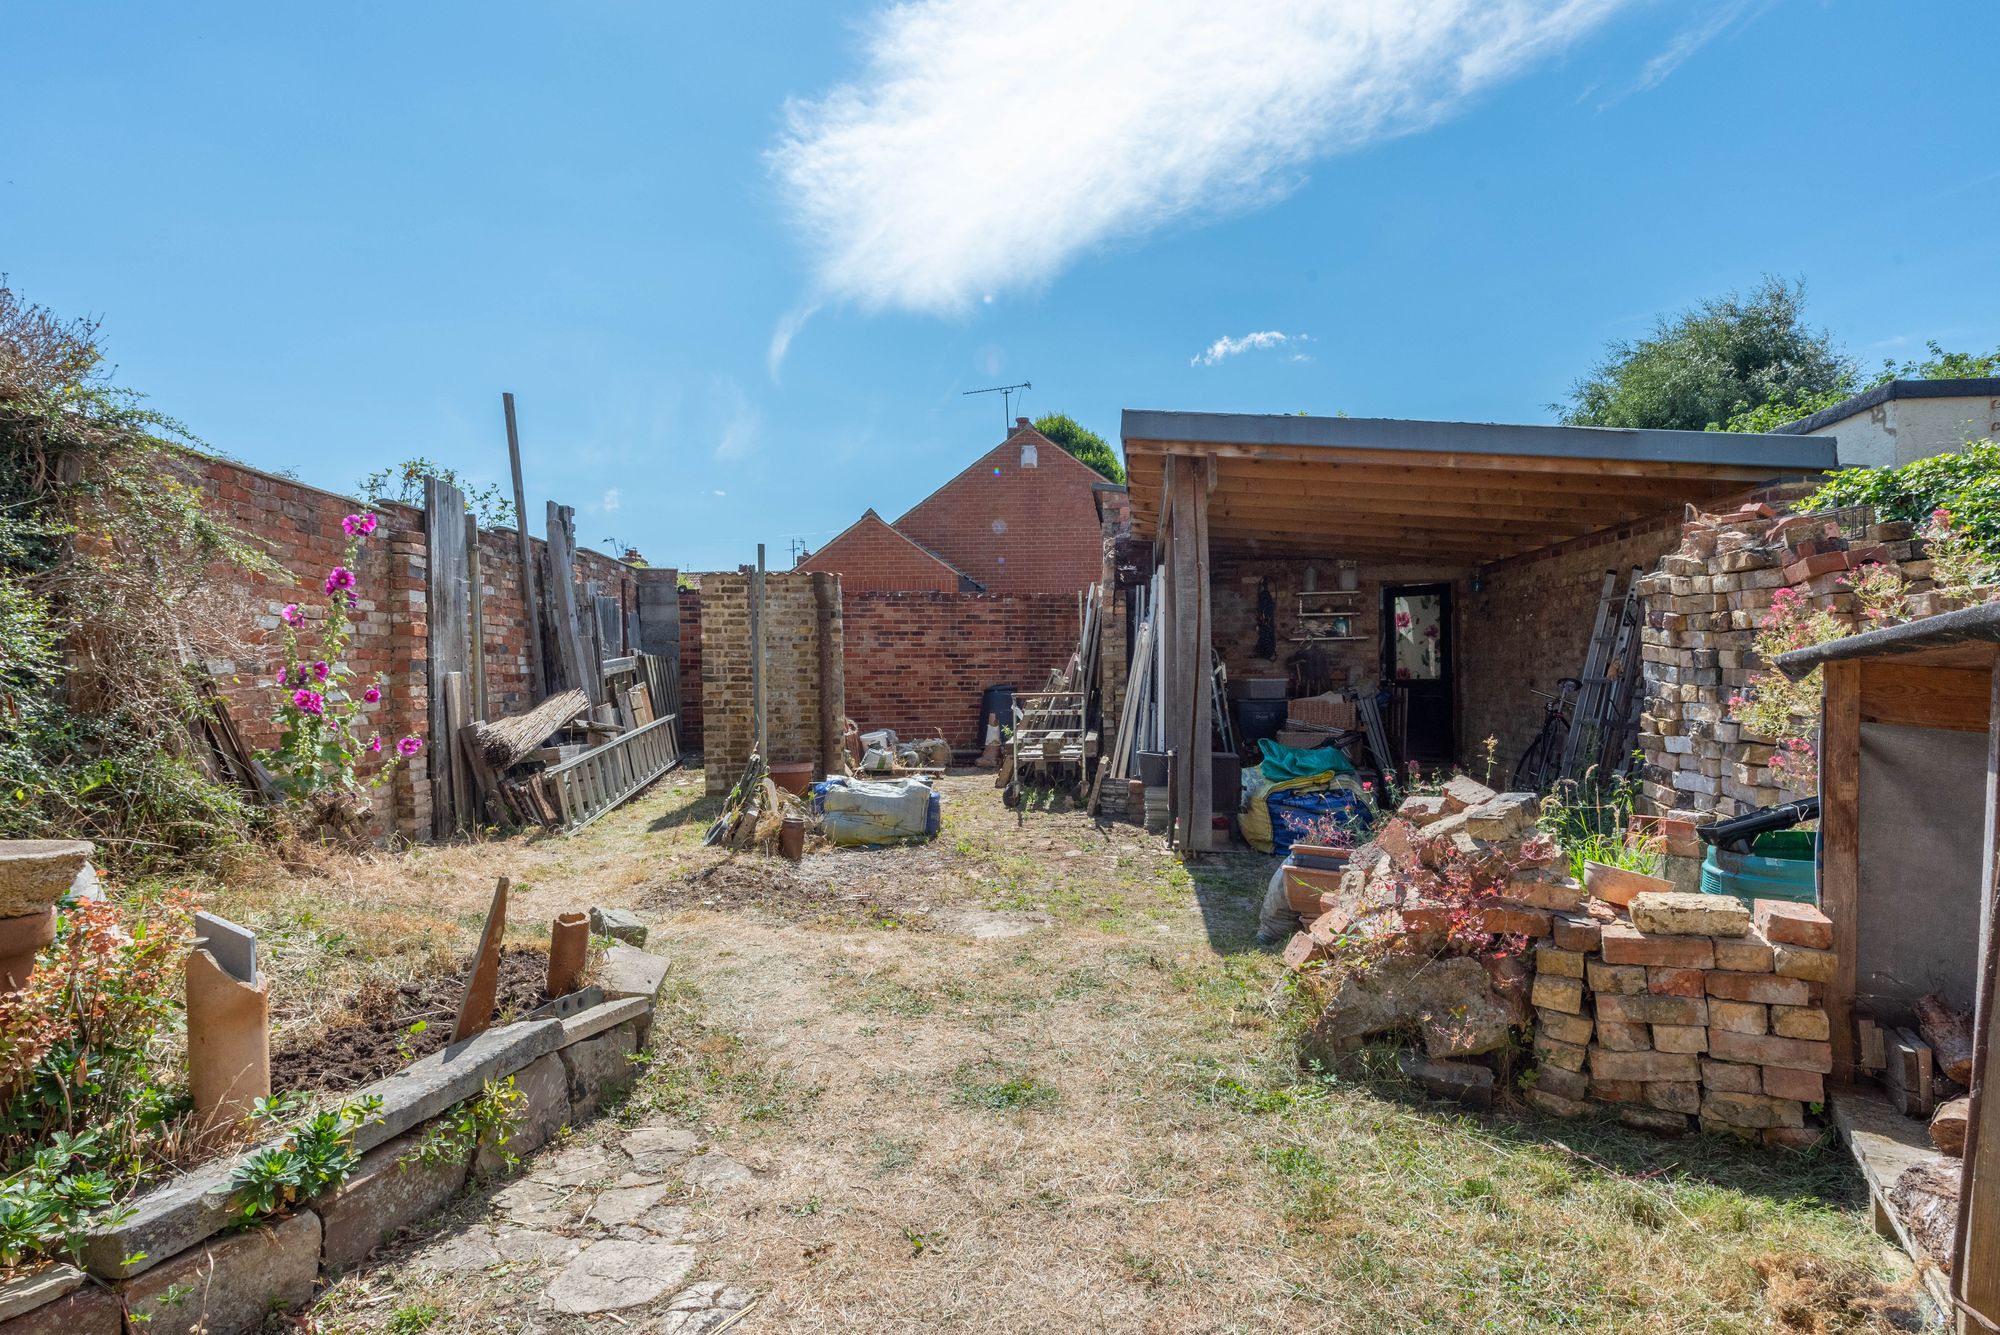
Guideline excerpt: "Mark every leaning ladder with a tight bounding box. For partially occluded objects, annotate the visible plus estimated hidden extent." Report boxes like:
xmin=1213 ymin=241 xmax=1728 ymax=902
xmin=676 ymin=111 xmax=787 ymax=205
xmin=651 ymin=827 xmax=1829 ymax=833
xmin=1557 ymin=570 xmax=1627 ymax=781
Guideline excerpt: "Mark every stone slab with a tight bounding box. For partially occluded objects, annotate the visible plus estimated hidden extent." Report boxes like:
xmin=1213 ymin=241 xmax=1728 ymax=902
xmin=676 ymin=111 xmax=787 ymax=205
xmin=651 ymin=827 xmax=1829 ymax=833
xmin=547 ymin=1239 xmax=696 ymax=1315
xmin=559 ymin=996 xmax=652 ymax=1047
xmin=121 ymin=1210 xmax=320 ymax=1335
xmin=561 ymin=1023 xmax=640 ymax=1119
xmin=0 ymin=1266 xmax=82 ymax=1324
xmin=0 ymin=1281 xmax=119 ymax=1335
xmin=589 ymin=906 xmax=650 ymax=946
xmin=316 ymin=1131 xmax=469 ymax=1273
xmin=599 ymin=946 xmax=670 ymax=1001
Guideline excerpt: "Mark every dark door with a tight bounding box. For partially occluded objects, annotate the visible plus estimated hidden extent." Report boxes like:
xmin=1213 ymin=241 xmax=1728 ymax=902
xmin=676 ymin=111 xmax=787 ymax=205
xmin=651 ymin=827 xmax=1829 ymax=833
xmin=1383 ymin=583 xmax=1453 ymax=761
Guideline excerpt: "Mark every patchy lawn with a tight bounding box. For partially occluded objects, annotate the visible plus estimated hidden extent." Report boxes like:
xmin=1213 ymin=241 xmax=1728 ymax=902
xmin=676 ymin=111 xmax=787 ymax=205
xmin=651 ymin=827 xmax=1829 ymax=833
xmin=190 ymin=769 xmax=1912 ymax=1332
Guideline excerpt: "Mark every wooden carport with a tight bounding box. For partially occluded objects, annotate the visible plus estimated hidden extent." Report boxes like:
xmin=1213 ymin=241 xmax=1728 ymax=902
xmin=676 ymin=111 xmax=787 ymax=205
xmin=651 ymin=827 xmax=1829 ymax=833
xmin=1121 ymin=410 xmax=1835 ymax=851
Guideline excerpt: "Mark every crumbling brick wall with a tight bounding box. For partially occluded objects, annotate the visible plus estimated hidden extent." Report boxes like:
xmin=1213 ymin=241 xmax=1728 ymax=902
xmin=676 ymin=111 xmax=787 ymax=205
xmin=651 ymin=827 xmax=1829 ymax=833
xmin=841 ymin=591 xmax=1079 ymax=750
xmin=1459 ymin=521 xmax=1681 ymax=777
xmin=700 ymin=572 xmax=842 ymax=793
xmin=1636 ymin=508 xmax=1930 ymax=816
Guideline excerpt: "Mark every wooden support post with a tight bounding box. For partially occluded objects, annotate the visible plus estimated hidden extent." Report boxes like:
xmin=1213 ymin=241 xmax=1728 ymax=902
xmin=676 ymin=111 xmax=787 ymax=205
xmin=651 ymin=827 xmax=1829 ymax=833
xmin=752 ymin=544 xmax=767 ymax=760
xmin=502 ymin=393 xmax=546 ymax=702
xmin=424 ymin=477 xmax=472 ymax=838
xmin=545 ymin=503 xmax=599 ymax=707
xmin=1952 ymin=667 xmax=2000 ymax=1331
xmin=1162 ymin=456 xmax=1213 ymax=854
xmin=1821 ymin=659 xmax=1860 ymax=1082
xmin=464 ymin=512 xmax=487 ymax=721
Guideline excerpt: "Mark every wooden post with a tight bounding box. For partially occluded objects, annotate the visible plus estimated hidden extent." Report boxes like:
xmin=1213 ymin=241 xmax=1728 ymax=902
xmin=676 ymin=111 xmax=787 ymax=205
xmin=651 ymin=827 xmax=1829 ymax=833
xmin=502 ymin=393 xmax=546 ymax=702
xmin=1952 ymin=666 xmax=2000 ymax=1331
xmin=1163 ymin=457 xmax=1212 ymax=853
xmin=1821 ymin=659 xmax=1861 ymax=1082
xmin=545 ymin=503 xmax=599 ymax=707
xmin=1191 ymin=454 xmax=1214 ymax=854
xmin=752 ymin=544 xmax=767 ymax=759
xmin=424 ymin=477 xmax=472 ymax=838
xmin=464 ymin=512 xmax=487 ymax=721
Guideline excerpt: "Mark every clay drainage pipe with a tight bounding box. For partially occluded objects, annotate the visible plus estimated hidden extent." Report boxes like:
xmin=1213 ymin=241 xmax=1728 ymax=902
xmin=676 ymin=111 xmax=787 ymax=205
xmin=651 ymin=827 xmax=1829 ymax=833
xmin=547 ymin=911 xmax=589 ymax=998
xmin=0 ymin=907 xmax=56 ymax=994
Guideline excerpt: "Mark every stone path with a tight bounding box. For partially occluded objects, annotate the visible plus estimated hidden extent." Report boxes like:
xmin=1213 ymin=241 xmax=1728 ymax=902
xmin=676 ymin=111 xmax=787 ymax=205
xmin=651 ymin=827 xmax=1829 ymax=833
xmin=404 ymin=1128 xmax=755 ymax=1331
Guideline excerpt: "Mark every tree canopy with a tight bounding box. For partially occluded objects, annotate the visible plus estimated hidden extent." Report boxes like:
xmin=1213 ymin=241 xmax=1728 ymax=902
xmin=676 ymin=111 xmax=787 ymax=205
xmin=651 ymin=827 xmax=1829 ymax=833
xmin=1032 ymin=412 xmax=1125 ymax=484
xmin=1560 ymin=277 xmax=2000 ymax=434
xmin=1557 ymin=278 xmax=1853 ymax=432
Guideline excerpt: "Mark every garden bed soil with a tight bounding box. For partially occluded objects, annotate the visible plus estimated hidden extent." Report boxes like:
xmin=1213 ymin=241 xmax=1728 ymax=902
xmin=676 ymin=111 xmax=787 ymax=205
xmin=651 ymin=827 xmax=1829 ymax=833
xmin=272 ymin=946 xmax=551 ymax=1095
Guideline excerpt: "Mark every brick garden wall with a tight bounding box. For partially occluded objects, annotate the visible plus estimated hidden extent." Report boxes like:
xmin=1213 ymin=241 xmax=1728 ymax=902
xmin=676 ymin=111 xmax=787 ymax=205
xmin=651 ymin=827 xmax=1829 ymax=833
xmin=677 ymin=586 xmax=703 ymax=751
xmin=699 ymin=572 xmax=842 ymax=794
xmin=841 ymin=591 xmax=1080 ymax=750
xmin=188 ymin=453 xmax=659 ymax=839
xmin=1459 ymin=520 xmax=1682 ymax=778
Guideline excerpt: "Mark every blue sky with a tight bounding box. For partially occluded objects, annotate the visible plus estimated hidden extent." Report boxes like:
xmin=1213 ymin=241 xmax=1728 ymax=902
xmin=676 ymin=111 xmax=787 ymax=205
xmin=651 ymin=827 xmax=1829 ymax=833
xmin=6 ymin=1 xmax=1997 ymax=571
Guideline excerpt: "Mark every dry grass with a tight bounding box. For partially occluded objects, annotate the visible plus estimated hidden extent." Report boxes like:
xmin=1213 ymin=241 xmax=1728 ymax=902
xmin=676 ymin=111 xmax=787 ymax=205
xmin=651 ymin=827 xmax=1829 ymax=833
xmin=196 ymin=770 xmax=1912 ymax=1333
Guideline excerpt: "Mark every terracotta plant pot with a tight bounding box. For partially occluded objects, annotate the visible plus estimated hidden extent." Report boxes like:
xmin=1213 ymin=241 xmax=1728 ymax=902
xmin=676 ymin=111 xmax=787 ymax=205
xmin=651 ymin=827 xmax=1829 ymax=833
xmin=770 ymin=761 xmax=814 ymax=797
xmin=0 ymin=907 xmax=56 ymax=993
xmin=1583 ymin=860 xmax=1674 ymax=908
xmin=0 ymin=840 xmax=92 ymax=919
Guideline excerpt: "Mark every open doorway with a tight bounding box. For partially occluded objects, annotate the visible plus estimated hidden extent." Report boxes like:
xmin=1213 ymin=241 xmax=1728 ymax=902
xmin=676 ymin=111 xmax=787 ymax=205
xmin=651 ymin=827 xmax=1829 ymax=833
xmin=1383 ymin=583 xmax=1454 ymax=762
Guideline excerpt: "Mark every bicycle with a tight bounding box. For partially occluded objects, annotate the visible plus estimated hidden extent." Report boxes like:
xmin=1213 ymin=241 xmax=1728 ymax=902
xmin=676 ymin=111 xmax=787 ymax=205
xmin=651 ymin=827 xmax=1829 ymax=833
xmin=1511 ymin=676 xmax=1581 ymax=793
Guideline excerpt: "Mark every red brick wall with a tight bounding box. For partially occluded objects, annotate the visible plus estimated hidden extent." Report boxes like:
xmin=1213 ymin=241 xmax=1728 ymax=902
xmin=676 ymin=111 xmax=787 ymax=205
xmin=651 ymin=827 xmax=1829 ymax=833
xmin=677 ymin=586 xmax=703 ymax=750
xmin=797 ymin=512 xmax=961 ymax=592
xmin=842 ymin=590 xmax=1079 ymax=749
xmin=893 ymin=423 xmax=1106 ymax=595
xmin=188 ymin=453 xmax=659 ymax=839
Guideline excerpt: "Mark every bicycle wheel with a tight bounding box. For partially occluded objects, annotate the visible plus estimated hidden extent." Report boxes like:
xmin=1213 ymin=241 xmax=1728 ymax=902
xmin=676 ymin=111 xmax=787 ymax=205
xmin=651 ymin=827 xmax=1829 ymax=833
xmin=1512 ymin=718 xmax=1569 ymax=792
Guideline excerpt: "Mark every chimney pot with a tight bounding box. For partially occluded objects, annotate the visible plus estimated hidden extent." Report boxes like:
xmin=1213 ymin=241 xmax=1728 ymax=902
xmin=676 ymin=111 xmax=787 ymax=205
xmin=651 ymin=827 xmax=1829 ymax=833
xmin=1016 ymin=417 xmax=1030 ymax=428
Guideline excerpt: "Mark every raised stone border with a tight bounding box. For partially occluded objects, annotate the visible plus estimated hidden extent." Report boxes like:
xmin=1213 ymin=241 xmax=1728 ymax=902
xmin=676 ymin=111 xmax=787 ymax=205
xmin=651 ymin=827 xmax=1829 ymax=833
xmin=3 ymin=959 xmax=666 ymax=1335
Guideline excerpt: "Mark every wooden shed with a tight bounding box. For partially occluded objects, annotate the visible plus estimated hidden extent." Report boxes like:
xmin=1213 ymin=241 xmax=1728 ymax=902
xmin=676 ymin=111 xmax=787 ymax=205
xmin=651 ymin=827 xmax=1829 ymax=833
xmin=1777 ymin=602 xmax=2000 ymax=1331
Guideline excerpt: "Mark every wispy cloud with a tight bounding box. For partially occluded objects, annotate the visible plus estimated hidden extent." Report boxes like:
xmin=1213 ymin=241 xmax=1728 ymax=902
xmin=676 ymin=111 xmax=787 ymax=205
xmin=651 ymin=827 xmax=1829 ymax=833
xmin=713 ymin=379 xmax=761 ymax=462
xmin=1605 ymin=0 xmax=1770 ymax=106
xmin=772 ymin=0 xmax=1632 ymax=315
xmin=767 ymin=301 xmax=821 ymax=380
xmin=1192 ymin=330 xmax=1309 ymax=367
xmin=601 ymin=487 xmax=621 ymax=513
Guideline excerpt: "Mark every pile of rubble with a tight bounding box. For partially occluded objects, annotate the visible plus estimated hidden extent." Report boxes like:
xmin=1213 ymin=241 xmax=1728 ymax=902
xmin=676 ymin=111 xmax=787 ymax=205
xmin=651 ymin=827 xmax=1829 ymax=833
xmin=1283 ymin=777 xmax=1838 ymax=1143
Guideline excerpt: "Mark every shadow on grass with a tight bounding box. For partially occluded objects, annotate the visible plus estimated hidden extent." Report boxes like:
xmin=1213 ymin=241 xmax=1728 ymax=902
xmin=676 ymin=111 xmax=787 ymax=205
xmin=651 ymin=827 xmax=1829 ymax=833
xmin=646 ymin=787 xmax=728 ymax=834
xmin=1184 ymin=851 xmax=1279 ymax=956
xmin=1301 ymin=1041 xmax=1867 ymax=1213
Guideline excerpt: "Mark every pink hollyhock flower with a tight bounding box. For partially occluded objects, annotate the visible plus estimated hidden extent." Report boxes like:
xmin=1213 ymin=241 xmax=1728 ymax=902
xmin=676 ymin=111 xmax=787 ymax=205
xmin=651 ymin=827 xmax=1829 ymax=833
xmin=341 ymin=513 xmax=374 ymax=537
xmin=292 ymin=689 xmax=325 ymax=715
xmin=281 ymin=603 xmax=302 ymax=625
xmin=360 ymin=513 xmax=378 ymax=534
xmin=367 ymin=734 xmax=383 ymax=754
xmin=312 ymin=661 xmax=330 ymax=681
xmin=363 ymin=686 xmax=381 ymax=703
xmin=324 ymin=567 xmax=357 ymax=594
xmin=396 ymin=736 xmax=424 ymax=757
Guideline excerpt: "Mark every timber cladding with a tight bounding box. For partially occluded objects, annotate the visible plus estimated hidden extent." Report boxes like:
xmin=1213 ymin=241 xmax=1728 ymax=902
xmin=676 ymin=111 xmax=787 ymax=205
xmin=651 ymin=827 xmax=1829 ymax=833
xmin=189 ymin=453 xmax=668 ymax=840
xmin=841 ymin=591 xmax=1081 ymax=750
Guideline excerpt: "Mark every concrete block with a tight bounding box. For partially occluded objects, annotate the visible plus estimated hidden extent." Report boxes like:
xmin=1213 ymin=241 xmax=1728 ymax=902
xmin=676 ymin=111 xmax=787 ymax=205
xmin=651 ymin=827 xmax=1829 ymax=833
xmin=0 ymin=1281 xmax=119 ymax=1335
xmin=560 ymin=1023 xmax=640 ymax=1119
xmin=599 ymin=946 xmax=670 ymax=1001
xmin=122 ymin=1210 xmax=320 ymax=1335
xmin=588 ymin=906 xmax=649 ymax=946
xmin=316 ymin=1132 xmax=469 ymax=1273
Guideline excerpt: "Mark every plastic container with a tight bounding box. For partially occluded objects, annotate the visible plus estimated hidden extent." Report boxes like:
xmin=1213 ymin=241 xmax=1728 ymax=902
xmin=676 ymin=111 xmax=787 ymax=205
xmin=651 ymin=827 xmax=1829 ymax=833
xmin=1233 ymin=698 xmax=1288 ymax=744
xmin=1136 ymin=750 xmax=1169 ymax=787
xmin=978 ymin=684 xmax=1016 ymax=744
xmin=1211 ymin=753 xmax=1243 ymax=817
xmin=1231 ymin=676 xmax=1290 ymax=701
xmin=1700 ymin=830 xmax=1817 ymax=905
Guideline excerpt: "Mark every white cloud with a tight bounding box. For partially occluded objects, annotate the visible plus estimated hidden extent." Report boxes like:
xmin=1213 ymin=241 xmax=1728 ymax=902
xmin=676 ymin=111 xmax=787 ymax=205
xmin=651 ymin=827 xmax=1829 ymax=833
xmin=1192 ymin=330 xmax=1308 ymax=367
xmin=772 ymin=0 xmax=1632 ymax=315
xmin=767 ymin=301 xmax=820 ymax=380
xmin=601 ymin=487 xmax=621 ymax=513
xmin=1608 ymin=0 xmax=1770 ymax=105
xmin=713 ymin=380 xmax=761 ymax=462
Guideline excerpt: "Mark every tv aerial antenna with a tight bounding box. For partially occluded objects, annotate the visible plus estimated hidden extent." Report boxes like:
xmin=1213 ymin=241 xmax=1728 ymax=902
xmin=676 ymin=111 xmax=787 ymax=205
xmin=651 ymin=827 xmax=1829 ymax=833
xmin=963 ymin=381 xmax=1032 ymax=431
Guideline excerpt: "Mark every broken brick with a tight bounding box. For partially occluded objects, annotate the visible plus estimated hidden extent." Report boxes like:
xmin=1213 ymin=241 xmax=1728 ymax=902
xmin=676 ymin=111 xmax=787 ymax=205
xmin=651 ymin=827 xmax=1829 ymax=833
xmin=1753 ymin=899 xmax=1833 ymax=950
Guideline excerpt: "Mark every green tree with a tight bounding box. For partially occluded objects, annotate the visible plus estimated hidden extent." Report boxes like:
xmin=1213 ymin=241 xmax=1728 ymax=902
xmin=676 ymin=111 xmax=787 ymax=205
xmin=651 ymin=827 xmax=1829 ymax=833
xmin=1557 ymin=277 xmax=1854 ymax=432
xmin=1720 ymin=339 xmax=2000 ymax=433
xmin=1031 ymin=413 xmax=1125 ymax=484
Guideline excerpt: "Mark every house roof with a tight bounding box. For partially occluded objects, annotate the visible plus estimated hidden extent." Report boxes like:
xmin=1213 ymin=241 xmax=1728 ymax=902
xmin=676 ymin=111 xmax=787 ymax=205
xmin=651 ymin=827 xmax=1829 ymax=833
xmin=1772 ymin=377 xmax=2000 ymax=437
xmin=1776 ymin=600 xmax=2000 ymax=678
xmin=804 ymin=508 xmax=984 ymax=590
xmin=1120 ymin=409 xmax=1837 ymax=564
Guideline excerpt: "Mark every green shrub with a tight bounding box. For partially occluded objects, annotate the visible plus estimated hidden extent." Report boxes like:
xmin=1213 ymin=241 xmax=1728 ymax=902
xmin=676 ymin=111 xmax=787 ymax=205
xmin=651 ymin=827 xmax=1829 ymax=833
xmin=1803 ymin=441 xmax=2000 ymax=552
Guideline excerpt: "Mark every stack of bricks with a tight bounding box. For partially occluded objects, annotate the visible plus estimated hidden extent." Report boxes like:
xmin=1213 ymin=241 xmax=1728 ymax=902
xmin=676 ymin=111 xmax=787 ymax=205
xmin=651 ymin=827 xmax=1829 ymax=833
xmin=1526 ymin=890 xmax=1836 ymax=1144
xmin=1634 ymin=502 xmax=1926 ymax=819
